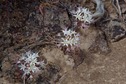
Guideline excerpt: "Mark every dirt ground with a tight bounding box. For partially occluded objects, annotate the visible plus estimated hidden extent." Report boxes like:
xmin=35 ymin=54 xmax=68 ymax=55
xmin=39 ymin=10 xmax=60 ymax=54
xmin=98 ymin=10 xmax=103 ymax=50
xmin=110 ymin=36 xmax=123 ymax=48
xmin=58 ymin=38 xmax=126 ymax=84
xmin=0 ymin=0 xmax=126 ymax=84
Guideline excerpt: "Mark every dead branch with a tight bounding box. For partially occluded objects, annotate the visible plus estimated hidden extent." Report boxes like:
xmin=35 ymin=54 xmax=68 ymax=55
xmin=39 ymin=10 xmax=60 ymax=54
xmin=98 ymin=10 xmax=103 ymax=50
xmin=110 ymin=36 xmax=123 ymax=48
xmin=111 ymin=0 xmax=123 ymax=20
xmin=92 ymin=0 xmax=105 ymax=23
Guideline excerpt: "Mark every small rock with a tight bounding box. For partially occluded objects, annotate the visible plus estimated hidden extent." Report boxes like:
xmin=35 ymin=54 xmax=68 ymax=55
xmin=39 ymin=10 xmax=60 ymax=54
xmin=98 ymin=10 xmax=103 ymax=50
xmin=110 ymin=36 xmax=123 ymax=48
xmin=109 ymin=25 xmax=126 ymax=42
xmin=106 ymin=20 xmax=126 ymax=42
xmin=89 ymin=31 xmax=111 ymax=54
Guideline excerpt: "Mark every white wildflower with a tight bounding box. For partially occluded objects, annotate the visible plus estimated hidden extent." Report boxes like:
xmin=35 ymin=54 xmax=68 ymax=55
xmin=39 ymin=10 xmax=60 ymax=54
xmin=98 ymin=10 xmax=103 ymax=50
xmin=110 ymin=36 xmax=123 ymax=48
xmin=61 ymin=38 xmax=70 ymax=46
xmin=62 ymin=29 xmax=77 ymax=36
xmin=62 ymin=29 xmax=71 ymax=35
xmin=25 ymin=54 xmax=38 ymax=63
xmin=17 ymin=51 xmax=45 ymax=78
xmin=59 ymin=29 xmax=79 ymax=48
xmin=28 ymin=63 xmax=40 ymax=73
xmin=19 ymin=64 xmax=26 ymax=71
xmin=71 ymin=7 xmax=93 ymax=24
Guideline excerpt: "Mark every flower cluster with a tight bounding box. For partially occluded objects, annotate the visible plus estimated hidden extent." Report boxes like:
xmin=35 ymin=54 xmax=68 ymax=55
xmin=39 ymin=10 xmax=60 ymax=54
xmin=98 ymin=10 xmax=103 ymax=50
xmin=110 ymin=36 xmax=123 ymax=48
xmin=58 ymin=29 xmax=79 ymax=50
xmin=71 ymin=7 xmax=93 ymax=24
xmin=17 ymin=51 xmax=45 ymax=79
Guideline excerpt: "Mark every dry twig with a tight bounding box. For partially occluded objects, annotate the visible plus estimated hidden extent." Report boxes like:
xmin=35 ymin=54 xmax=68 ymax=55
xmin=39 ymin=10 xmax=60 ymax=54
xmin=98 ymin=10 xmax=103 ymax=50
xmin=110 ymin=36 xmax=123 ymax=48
xmin=92 ymin=0 xmax=105 ymax=23
xmin=111 ymin=0 xmax=123 ymax=20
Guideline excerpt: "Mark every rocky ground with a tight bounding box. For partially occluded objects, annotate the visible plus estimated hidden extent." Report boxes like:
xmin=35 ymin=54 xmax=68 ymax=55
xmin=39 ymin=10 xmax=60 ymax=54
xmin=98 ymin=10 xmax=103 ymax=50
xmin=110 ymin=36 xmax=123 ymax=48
xmin=0 ymin=0 xmax=126 ymax=84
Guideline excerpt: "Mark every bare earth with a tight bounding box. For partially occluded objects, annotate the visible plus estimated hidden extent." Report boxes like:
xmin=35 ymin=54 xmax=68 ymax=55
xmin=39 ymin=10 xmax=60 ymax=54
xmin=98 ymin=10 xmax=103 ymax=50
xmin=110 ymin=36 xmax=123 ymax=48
xmin=58 ymin=38 xmax=126 ymax=84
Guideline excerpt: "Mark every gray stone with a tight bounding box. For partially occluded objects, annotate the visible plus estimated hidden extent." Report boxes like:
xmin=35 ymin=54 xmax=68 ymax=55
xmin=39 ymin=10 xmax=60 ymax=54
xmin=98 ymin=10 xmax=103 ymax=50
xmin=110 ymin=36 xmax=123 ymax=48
xmin=109 ymin=25 xmax=126 ymax=42
xmin=104 ymin=20 xmax=126 ymax=42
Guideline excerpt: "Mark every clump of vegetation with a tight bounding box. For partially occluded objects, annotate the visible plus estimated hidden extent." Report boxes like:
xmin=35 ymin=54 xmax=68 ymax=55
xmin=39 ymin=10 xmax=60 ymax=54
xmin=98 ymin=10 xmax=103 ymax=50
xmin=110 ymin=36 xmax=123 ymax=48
xmin=71 ymin=7 xmax=93 ymax=29
xmin=57 ymin=28 xmax=80 ymax=51
xmin=16 ymin=51 xmax=46 ymax=83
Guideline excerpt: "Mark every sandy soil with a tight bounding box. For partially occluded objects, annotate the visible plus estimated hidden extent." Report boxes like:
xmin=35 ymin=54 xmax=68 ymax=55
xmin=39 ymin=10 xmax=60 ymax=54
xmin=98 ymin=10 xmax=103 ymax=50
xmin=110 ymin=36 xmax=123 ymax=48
xmin=58 ymin=38 xmax=126 ymax=84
